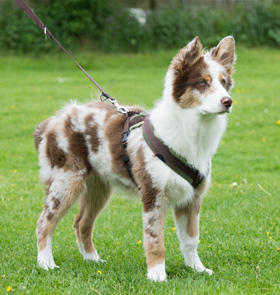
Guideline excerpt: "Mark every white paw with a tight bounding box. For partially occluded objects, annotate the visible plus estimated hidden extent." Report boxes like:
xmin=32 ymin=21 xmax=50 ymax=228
xmin=194 ymin=266 xmax=214 ymax=275
xmin=79 ymin=243 xmax=105 ymax=263
xmin=84 ymin=253 xmax=107 ymax=264
xmin=38 ymin=257 xmax=59 ymax=270
xmin=147 ymin=261 xmax=167 ymax=282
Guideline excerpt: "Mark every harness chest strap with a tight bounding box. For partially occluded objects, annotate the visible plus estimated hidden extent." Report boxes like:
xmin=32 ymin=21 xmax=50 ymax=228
xmin=122 ymin=114 xmax=207 ymax=189
xmin=142 ymin=116 xmax=206 ymax=189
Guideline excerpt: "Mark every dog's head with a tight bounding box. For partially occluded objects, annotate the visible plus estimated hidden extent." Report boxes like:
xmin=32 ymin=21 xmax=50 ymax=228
xmin=169 ymin=36 xmax=236 ymax=115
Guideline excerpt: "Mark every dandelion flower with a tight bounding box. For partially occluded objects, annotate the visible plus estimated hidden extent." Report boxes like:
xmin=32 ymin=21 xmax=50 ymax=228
xmin=13 ymin=170 xmax=18 ymax=173
xmin=138 ymin=241 xmax=141 ymax=245
xmin=277 ymin=120 xmax=280 ymax=125
xmin=7 ymin=286 xmax=12 ymax=292
xmin=97 ymin=270 xmax=102 ymax=274
xmin=116 ymin=241 xmax=120 ymax=245
xmin=269 ymin=237 xmax=272 ymax=240
xmin=266 ymin=232 xmax=269 ymax=235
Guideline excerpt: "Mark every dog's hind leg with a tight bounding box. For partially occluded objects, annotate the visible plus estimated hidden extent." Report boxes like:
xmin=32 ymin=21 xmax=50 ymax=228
xmin=36 ymin=173 xmax=86 ymax=270
xmin=173 ymin=193 xmax=213 ymax=275
xmin=73 ymin=174 xmax=112 ymax=262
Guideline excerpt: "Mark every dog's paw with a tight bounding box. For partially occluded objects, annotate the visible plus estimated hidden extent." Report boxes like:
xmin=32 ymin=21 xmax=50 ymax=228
xmin=147 ymin=262 xmax=167 ymax=282
xmin=37 ymin=249 xmax=59 ymax=270
xmin=195 ymin=266 xmax=214 ymax=275
xmin=82 ymin=251 xmax=106 ymax=263
xmin=203 ymin=268 xmax=214 ymax=275
xmin=38 ymin=258 xmax=59 ymax=270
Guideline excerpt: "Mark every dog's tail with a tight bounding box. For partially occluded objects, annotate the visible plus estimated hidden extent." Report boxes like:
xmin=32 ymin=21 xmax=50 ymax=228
xmin=33 ymin=118 xmax=51 ymax=151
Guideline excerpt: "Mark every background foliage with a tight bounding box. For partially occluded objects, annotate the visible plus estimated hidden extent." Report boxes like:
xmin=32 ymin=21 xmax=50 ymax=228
xmin=1 ymin=0 xmax=280 ymax=53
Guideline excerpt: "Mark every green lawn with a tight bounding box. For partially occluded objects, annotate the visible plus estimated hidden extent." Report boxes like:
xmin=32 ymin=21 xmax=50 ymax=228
xmin=0 ymin=47 xmax=280 ymax=294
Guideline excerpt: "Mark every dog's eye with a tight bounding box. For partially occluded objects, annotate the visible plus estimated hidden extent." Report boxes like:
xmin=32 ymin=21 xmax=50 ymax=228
xmin=198 ymin=80 xmax=206 ymax=86
xmin=221 ymin=79 xmax=226 ymax=86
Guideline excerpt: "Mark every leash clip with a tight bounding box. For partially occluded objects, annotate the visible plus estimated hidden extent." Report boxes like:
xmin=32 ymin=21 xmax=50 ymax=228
xmin=100 ymin=93 xmax=129 ymax=114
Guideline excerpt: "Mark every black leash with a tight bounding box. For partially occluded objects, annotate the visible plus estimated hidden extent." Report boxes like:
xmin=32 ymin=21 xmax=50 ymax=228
xmin=15 ymin=0 xmax=126 ymax=110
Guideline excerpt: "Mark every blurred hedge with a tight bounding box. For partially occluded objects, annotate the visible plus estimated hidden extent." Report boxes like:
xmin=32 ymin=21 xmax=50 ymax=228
xmin=1 ymin=0 xmax=280 ymax=53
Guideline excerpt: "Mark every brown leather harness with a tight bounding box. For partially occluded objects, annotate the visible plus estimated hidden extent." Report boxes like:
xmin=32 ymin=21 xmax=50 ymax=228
xmin=122 ymin=113 xmax=207 ymax=189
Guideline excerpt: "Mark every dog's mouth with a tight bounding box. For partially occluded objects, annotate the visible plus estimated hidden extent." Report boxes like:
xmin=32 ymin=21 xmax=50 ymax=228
xmin=201 ymin=108 xmax=232 ymax=116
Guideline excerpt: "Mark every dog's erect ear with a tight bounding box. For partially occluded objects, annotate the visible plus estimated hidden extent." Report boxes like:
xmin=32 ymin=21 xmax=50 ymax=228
xmin=210 ymin=36 xmax=236 ymax=73
xmin=172 ymin=36 xmax=203 ymax=73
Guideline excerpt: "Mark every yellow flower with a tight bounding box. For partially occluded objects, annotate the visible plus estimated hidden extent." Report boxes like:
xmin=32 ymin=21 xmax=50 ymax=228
xmin=233 ymin=100 xmax=238 ymax=106
xmin=172 ymin=228 xmax=176 ymax=231
xmin=97 ymin=270 xmax=102 ymax=274
xmin=138 ymin=241 xmax=141 ymax=245
xmin=13 ymin=170 xmax=18 ymax=173
xmin=277 ymin=120 xmax=280 ymax=125
xmin=269 ymin=237 xmax=272 ymax=240
xmin=116 ymin=241 xmax=120 ymax=245
xmin=7 ymin=286 xmax=12 ymax=292
xmin=262 ymin=137 xmax=266 ymax=142
xmin=266 ymin=232 xmax=269 ymax=235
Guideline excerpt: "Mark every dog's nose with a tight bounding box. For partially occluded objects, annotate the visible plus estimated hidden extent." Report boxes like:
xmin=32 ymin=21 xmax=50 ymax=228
xmin=221 ymin=96 xmax=233 ymax=108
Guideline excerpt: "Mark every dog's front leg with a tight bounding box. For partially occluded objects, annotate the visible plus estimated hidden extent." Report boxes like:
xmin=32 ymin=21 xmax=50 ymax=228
xmin=173 ymin=200 xmax=213 ymax=275
xmin=142 ymin=203 xmax=167 ymax=282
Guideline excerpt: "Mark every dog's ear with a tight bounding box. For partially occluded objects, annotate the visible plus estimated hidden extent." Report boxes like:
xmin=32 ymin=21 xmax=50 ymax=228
xmin=210 ymin=36 xmax=236 ymax=73
xmin=172 ymin=36 xmax=203 ymax=73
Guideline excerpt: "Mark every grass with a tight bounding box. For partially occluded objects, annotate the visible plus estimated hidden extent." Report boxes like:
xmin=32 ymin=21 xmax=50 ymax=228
xmin=0 ymin=46 xmax=280 ymax=294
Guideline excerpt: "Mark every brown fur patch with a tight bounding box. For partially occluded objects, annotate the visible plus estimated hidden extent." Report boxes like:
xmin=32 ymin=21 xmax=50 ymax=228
xmin=133 ymin=148 xmax=159 ymax=212
xmin=146 ymin=240 xmax=165 ymax=269
xmin=178 ymin=88 xmax=201 ymax=109
xmin=46 ymin=131 xmax=67 ymax=168
xmin=52 ymin=197 xmax=61 ymax=210
xmin=104 ymin=104 xmax=145 ymax=180
xmin=104 ymin=112 xmax=129 ymax=179
xmin=64 ymin=115 xmax=91 ymax=173
xmin=174 ymin=180 xmax=208 ymax=237
xmin=174 ymin=202 xmax=201 ymax=238
xmin=145 ymin=228 xmax=158 ymax=238
xmin=172 ymin=56 xmax=209 ymax=106
xmin=84 ymin=114 xmax=100 ymax=153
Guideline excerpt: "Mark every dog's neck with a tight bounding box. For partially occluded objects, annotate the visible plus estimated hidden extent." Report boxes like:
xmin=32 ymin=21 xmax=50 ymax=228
xmin=150 ymin=71 xmax=227 ymax=174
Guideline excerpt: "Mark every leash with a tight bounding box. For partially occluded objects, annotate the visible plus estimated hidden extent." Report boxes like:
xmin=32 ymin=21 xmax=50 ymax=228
xmin=15 ymin=0 xmax=129 ymax=114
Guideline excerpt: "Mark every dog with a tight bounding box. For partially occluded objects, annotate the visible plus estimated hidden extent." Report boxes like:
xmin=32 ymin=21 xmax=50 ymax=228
xmin=34 ymin=36 xmax=236 ymax=281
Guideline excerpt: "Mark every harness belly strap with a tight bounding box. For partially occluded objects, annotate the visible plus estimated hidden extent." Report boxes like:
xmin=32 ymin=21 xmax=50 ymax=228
xmin=122 ymin=112 xmax=147 ymax=188
xmin=142 ymin=116 xmax=206 ymax=189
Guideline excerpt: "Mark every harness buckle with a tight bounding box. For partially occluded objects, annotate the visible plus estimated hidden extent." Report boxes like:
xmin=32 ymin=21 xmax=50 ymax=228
xmin=122 ymin=131 xmax=129 ymax=148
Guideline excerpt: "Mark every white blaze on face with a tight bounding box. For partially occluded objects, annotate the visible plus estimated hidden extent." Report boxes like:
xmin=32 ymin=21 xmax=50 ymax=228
xmin=198 ymin=54 xmax=232 ymax=115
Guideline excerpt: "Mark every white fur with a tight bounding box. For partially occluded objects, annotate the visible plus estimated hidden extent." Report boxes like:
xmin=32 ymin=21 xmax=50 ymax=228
xmin=174 ymin=213 xmax=213 ymax=275
xmin=147 ymin=261 xmax=166 ymax=282
xmin=37 ymin=236 xmax=59 ymax=270
xmin=78 ymin=243 xmax=105 ymax=262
